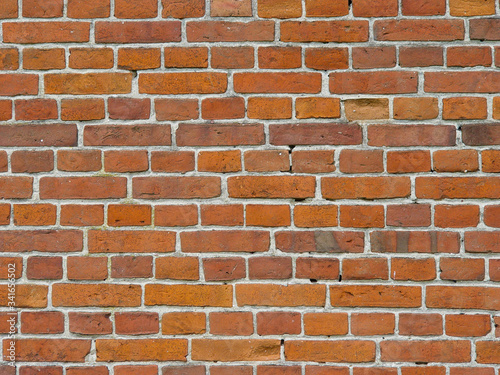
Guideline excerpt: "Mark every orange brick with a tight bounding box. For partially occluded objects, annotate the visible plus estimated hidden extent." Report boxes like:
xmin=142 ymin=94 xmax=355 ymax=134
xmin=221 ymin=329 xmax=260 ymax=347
xmin=156 ymin=257 xmax=199 ymax=280
xmin=294 ymin=205 xmax=338 ymax=227
xmin=248 ymin=97 xmax=292 ymax=119
xmin=296 ymin=97 xmax=340 ymax=119
xmin=201 ymin=204 xmax=244 ymax=226
xmin=391 ymin=258 xmax=436 ymax=281
xmin=351 ymin=313 xmax=395 ymax=335
xmin=434 ymin=205 xmax=480 ymax=228
xmin=433 ymin=150 xmax=479 ymax=172
xmin=198 ymin=150 xmax=242 ymax=173
xmin=246 ymin=205 xmax=291 ymax=227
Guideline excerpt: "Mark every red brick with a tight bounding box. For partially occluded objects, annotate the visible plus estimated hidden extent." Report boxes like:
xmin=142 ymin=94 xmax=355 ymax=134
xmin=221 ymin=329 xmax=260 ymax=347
xmin=399 ymin=313 xmax=443 ymax=336
xmin=386 ymin=204 xmax=431 ymax=227
xmin=483 ymin=150 xmax=500 ymax=172
xmin=381 ymin=340 xmax=471 ymax=363
xmin=53 ymin=284 xmax=142 ymax=307
xmin=257 ymin=312 xmax=300 ymax=336
xmin=156 ymin=256 xmax=199 ymax=280
xmin=244 ymin=150 xmax=290 ymax=172
xmin=292 ymin=150 xmax=336 ymax=173
xmin=146 ymin=284 xmax=232 ymax=307
xmin=331 ymin=286 xmax=421 ymax=308
xmin=258 ymin=47 xmax=301 ymax=69
xmin=68 ymin=0 xmax=110 ymax=17
xmin=95 ymin=339 xmax=187 ymax=362
xmin=400 ymin=47 xmax=443 ymax=68
xmin=0 ymin=230 xmax=83 ymax=253
xmin=27 ymin=257 xmax=63 ymax=280
xmin=258 ymin=0 xmax=301 ymax=18
xmin=177 ymin=124 xmax=264 ymax=146
xmin=425 ymin=72 xmax=500 ymax=93
xmin=202 ymin=97 xmax=245 ymax=120
xmin=470 ymin=18 xmax=500 ymax=40
xmin=204 ymin=257 xmax=246 ymax=281
xmin=118 ymin=48 xmax=160 ymax=70
xmin=303 ymin=313 xmax=347 ymax=336
xmin=391 ymin=258 xmax=436 ymax=281
xmin=66 ymin=367 xmax=108 ymax=375
xmin=0 ymin=100 xmax=12 ymax=121
xmin=234 ymin=72 xmax=321 ymax=94
xmin=163 ymin=366 xmax=205 ymax=375
xmin=115 ymin=312 xmax=159 ymax=335
xmin=21 ymin=312 xmax=64 ymax=334
xmin=0 ymin=0 xmax=17 ymax=18
xmin=115 ymin=366 xmax=157 ymax=375
xmin=417 ymin=177 xmax=500 ymax=199
xmin=108 ymin=98 xmax=150 ymax=120
xmin=88 ymin=230 xmax=175 ymax=253
xmin=211 ymin=367 xmax=253 ymax=375
xmin=371 ymin=231 xmax=460 ymax=253
xmin=322 ymin=177 xmax=410 ymax=200
xmin=296 ymin=257 xmax=339 ymax=280
xmin=61 ymin=205 xmax=104 ymax=227
xmin=162 ymin=0 xmax=205 ymax=18
xmin=155 ymin=99 xmax=198 ymax=121
xmin=463 ymin=124 xmax=500 ymax=146
xmin=351 ymin=313 xmax=395 ymax=335
xmin=192 ymin=339 xmax=280 ymax=361
xmin=448 ymin=47 xmax=492 ymax=67
xmin=0 ymin=74 xmax=38 ymax=97
xmin=14 ymin=204 xmax=56 ymax=226
xmin=3 ymin=22 xmax=90 ymax=43
xmin=40 ymin=177 xmax=126 ymax=200
xmin=369 ymin=125 xmax=455 ymax=147
xmin=435 ymin=205 xmax=479 ymax=228
xmin=19 ymin=367 xmax=62 ymax=375
xmin=95 ymin=21 xmax=181 ymax=43
xmin=353 ymin=0 xmax=398 ymax=17
xmin=270 ymin=124 xmax=362 ymax=145
xmin=228 ymin=176 xmax=315 ymax=199
xmin=248 ymin=257 xmax=292 ymax=279
xmin=387 ymin=151 xmax=432 ymax=173
xmin=433 ymin=150 xmax=479 ymax=172
xmin=427 ymin=286 xmax=500 ymax=310
xmin=211 ymin=47 xmax=254 ymax=69
xmin=23 ymin=48 xmax=65 ymax=70
xmin=69 ymin=312 xmax=112 ymax=335
xmin=210 ymin=312 xmax=253 ymax=336
xmin=162 ymin=312 xmax=206 ymax=335
xmin=443 ymin=97 xmax=487 ymax=119
xmin=340 ymin=205 xmax=384 ymax=228
xmin=342 ymin=258 xmax=388 ymax=280
xmin=305 ymin=48 xmax=349 ymax=70
xmin=181 ymin=230 xmax=269 ymax=253
xmin=67 ymin=256 xmax=107 ymax=280
xmin=155 ymin=205 xmax=198 ymax=227
xmin=61 ymin=99 xmax=105 ymax=121
xmin=11 ymin=150 xmax=53 ymax=173
xmin=402 ymin=0 xmax=446 ymax=15
xmin=339 ymin=150 xmax=383 ymax=173
xmin=446 ymin=314 xmax=490 ymax=337
xmin=133 ymin=176 xmax=220 ymax=199
xmin=285 ymin=340 xmax=375 ymax=363
xmin=353 ymin=46 xmax=396 ymax=68
xmin=187 ymin=21 xmax=274 ymax=42
xmin=281 ymin=21 xmax=368 ymax=42
xmin=0 ymin=48 xmax=18 ymax=69
xmin=374 ymin=19 xmax=464 ymax=41
xmin=275 ymin=231 xmax=364 ymax=253
xmin=248 ymin=97 xmax=292 ymax=120
xmin=440 ymin=257 xmax=485 ymax=281
xmin=3 ymin=339 xmax=91 ymax=362
xmin=108 ymin=205 xmax=151 ymax=227
xmin=0 ymin=177 xmax=32 ymax=199
xmin=45 ymin=73 xmax=132 ymax=95
xmin=237 ymin=284 xmax=326 ymax=307
xmin=104 ymin=150 xmax=149 ymax=173
xmin=151 ymin=151 xmax=194 ymax=173
xmin=305 ymin=0 xmax=348 ymax=16
xmin=115 ymin=0 xmax=157 ymax=18
xmin=15 ymin=99 xmax=57 ymax=121
xmin=201 ymin=204 xmax=244 ymax=226
xmin=165 ymin=47 xmax=208 ymax=68
xmin=69 ymin=48 xmax=113 ymax=69
xmin=296 ymin=97 xmax=340 ymax=119
xmin=330 ymin=71 xmax=418 ymax=94
xmin=211 ymin=0 xmax=251 ymax=16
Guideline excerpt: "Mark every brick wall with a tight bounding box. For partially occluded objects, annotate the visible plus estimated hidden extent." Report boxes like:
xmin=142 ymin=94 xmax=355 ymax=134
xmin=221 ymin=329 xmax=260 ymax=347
xmin=0 ymin=0 xmax=500 ymax=373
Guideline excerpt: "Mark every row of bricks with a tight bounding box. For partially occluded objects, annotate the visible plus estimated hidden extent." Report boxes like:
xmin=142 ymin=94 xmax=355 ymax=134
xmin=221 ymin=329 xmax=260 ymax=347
xmin=2 ymin=229 xmax=498 ymax=253
xmin=0 ymin=365 xmax=497 ymax=375
xmin=3 ymin=71 xmax=500 ymax=95
xmin=2 ymin=96 xmax=500 ymax=122
xmin=1 ymin=19 xmax=499 ymax=44
xmin=4 ymin=309 xmax=500 ymax=337
xmin=2 ymin=337 xmax=500 ymax=363
xmin=2 ymin=0 xmax=499 ymax=19
xmin=2 ymin=148 xmax=499 ymax=174
xmin=3 ymin=202 xmax=500 ymax=229
xmin=0 ymin=123 xmax=499 ymax=148
xmin=4 ymin=175 xmax=500 ymax=200
xmin=6 ymin=254 xmax=500 ymax=281
xmin=5 ymin=283 xmax=500 ymax=309
xmin=2 ymin=46 xmax=500 ymax=72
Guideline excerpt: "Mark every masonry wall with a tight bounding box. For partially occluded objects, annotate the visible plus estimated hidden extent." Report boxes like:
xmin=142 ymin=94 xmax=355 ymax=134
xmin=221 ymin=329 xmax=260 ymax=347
xmin=0 ymin=0 xmax=500 ymax=373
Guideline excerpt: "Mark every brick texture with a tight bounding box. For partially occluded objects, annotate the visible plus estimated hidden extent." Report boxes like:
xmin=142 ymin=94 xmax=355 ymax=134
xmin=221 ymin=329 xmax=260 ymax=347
xmin=0 ymin=1 xmax=498 ymax=372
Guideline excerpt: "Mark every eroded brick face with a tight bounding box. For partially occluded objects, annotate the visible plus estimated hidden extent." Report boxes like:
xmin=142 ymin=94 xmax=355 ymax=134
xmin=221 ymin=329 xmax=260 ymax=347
xmin=0 ymin=0 xmax=499 ymax=371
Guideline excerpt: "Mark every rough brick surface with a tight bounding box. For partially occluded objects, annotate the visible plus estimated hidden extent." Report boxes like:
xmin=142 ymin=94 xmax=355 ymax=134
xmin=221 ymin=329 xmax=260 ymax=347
xmin=0 ymin=1 xmax=498 ymax=372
